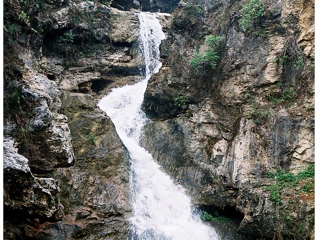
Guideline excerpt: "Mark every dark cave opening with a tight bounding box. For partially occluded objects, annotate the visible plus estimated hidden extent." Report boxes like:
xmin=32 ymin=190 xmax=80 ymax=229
xmin=198 ymin=205 xmax=244 ymax=222
xmin=91 ymin=79 xmax=113 ymax=93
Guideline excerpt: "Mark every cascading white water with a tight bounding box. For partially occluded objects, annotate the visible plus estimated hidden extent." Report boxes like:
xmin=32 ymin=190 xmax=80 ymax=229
xmin=98 ymin=12 xmax=220 ymax=240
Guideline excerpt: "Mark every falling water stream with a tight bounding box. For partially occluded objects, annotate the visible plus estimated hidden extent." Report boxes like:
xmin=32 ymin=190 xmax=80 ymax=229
xmin=98 ymin=12 xmax=220 ymax=240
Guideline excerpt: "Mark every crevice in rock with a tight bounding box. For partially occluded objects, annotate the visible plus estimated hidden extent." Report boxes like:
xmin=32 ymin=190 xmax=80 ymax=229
xmin=91 ymin=78 xmax=113 ymax=93
xmin=47 ymin=74 xmax=56 ymax=80
xmin=112 ymin=41 xmax=133 ymax=48
xmin=199 ymin=204 xmax=244 ymax=222
xmin=77 ymin=78 xmax=113 ymax=94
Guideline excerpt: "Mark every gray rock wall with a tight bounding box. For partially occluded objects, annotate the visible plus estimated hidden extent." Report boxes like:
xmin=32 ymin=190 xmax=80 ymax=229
xmin=141 ymin=0 xmax=314 ymax=239
xmin=4 ymin=0 xmax=143 ymax=238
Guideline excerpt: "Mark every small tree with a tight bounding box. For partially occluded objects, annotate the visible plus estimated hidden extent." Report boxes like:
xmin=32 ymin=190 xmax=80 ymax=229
xmin=238 ymin=0 xmax=265 ymax=32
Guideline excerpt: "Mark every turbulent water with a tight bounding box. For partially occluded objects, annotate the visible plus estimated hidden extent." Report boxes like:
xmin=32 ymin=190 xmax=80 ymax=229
xmin=98 ymin=12 xmax=220 ymax=240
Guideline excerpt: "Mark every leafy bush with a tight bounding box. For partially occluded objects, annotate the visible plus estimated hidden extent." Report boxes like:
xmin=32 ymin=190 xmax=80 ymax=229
xmin=189 ymin=35 xmax=223 ymax=74
xmin=18 ymin=11 xmax=31 ymax=26
xmin=57 ymin=32 xmax=74 ymax=44
xmin=238 ymin=0 xmax=265 ymax=32
xmin=247 ymin=106 xmax=272 ymax=125
xmin=84 ymin=134 xmax=95 ymax=145
xmin=204 ymin=35 xmax=223 ymax=49
xmin=265 ymin=164 xmax=314 ymax=205
xmin=173 ymin=95 xmax=189 ymax=107
xmin=274 ymin=37 xmax=305 ymax=73
xmin=185 ymin=4 xmax=203 ymax=17
xmin=189 ymin=53 xmax=205 ymax=72
xmin=6 ymin=23 xmax=21 ymax=36
xmin=267 ymin=88 xmax=295 ymax=105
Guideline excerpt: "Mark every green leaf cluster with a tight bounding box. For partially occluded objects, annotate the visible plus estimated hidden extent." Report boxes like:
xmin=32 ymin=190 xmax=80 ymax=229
xmin=84 ymin=134 xmax=95 ymax=146
xmin=238 ymin=0 xmax=265 ymax=32
xmin=173 ymin=95 xmax=189 ymax=107
xmin=57 ymin=32 xmax=74 ymax=44
xmin=267 ymin=88 xmax=295 ymax=105
xmin=265 ymin=164 xmax=314 ymax=205
xmin=185 ymin=4 xmax=203 ymax=17
xmin=247 ymin=106 xmax=272 ymax=125
xmin=189 ymin=35 xmax=222 ymax=74
xmin=201 ymin=211 xmax=231 ymax=223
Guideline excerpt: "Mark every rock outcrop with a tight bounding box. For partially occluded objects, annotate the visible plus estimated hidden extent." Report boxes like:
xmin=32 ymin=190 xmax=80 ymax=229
xmin=4 ymin=0 xmax=141 ymax=239
xmin=142 ymin=0 xmax=314 ymax=239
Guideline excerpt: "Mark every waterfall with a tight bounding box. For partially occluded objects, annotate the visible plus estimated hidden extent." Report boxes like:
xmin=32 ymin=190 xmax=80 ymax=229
xmin=98 ymin=12 xmax=220 ymax=240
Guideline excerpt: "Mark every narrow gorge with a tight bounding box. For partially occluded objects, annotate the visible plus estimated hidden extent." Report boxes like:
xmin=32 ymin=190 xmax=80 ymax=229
xmin=3 ymin=0 xmax=314 ymax=239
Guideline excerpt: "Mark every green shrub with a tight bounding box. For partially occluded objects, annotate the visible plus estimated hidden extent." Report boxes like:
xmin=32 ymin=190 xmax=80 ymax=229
xmin=274 ymin=38 xmax=305 ymax=72
xmin=203 ymin=50 xmax=220 ymax=69
xmin=6 ymin=23 xmax=21 ymax=36
xmin=238 ymin=0 xmax=265 ymax=32
xmin=84 ymin=134 xmax=95 ymax=145
xmin=173 ymin=95 xmax=189 ymax=107
xmin=18 ymin=11 xmax=31 ymax=26
xmin=202 ymin=211 xmax=231 ymax=223
xmin=268 ymin=88 xmax=295 ymax=105
xmin=247 ymin=106 xmax=272 ymax=125
xmin=204 ymin=35 xmax=223 ymax=49
xmin=57 ymin=32 xmax=74 ymax=44
xmin=189 ymin=34 xmax=223 ymax=74
xmin=185 ymin=4 xmax=203 ymax=17
xmin=189 ymin=53 xmax=205 ymax=72
xmin=265 ymin=164 xmax=314 ymax=205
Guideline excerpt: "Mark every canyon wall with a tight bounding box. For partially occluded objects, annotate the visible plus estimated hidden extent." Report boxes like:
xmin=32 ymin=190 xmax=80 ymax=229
xmin=142 ymin=0 xmax=314 ymax=239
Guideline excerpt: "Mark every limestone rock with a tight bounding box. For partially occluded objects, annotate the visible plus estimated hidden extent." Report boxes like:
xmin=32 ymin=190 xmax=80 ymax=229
xmin=142 ymin=0 xmax=314 ymax=238
xmin=34 ymin=91 xmax=132 ymax=239
xmin=4 ymin=138 xmax=64 ymax=239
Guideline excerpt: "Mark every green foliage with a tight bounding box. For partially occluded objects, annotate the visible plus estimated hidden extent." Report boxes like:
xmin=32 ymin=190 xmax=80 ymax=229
xmin=247 ymin=106 xmax=272 ymax=125
xmin=185 ymin=4 xmax=203 ymax=17
xmin=203 ymin=50 xmax=220 ymax=69
xmin=17 ymin=126 xmax=30 ymax=140
xmin=202 ymin=211 xmax=231 ymax=223
xmin=18 ymin=11 xmax=31 ymax=26
xmin=274 ymin=38 xmax=305 ymax=74
xmin=245 ymin=93 xmax=253 ymax=99
xmin=173 ymin=95 xmax=189 ymax=107
xmin=293 ymin=51 xmax=304 ymax=70
xmin=6 ymin=88 xmax=25 ymax=113
xmin=57 ymin=32 xmax=74 ymax=44
xmin=50 ymin=196 xmax=55 ymax=205
xmin=204 ymin=35 xmax=223 ymax=49
xmin=6 ymin=23 xmax=21 ymax=36
xmin=84 ymin=134 xmax=95 ymax=145
xmin=189 ymin=35 xmax=223 ymax=74
xmin=268 ymin=88 xmax=295 ymax=105
xmin=189 ymin=53 xmax=204 ymax=72
xmin=238 ymin=0 xmax=265 ymax=32
xmin=265 ymin=164 xmax=314 ymax=205
xmin=301 ymin=183 xmax=314 ymax=193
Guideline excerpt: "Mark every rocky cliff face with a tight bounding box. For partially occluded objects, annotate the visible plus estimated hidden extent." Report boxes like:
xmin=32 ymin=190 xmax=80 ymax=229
xmin=4 ymin=0 xmax=142 ymax=239
xmin=142 ymin=0 xmax=314 ymax=239
xmin=4 ymin=0 xmax=314 ymax=239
